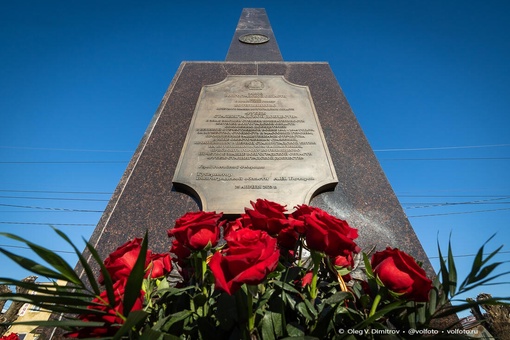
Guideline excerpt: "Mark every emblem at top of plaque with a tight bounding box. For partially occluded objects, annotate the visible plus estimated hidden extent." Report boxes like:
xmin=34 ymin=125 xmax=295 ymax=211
xmin=239 ymin=33 xmax=270 ymax=44
xmin=172 ymin=75 xmax=338 ymax=214
xmin=245 ymin=79 xmax=264 ymax=90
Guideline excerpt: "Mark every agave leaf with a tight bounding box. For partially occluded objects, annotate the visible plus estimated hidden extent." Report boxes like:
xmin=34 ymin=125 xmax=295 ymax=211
xmin=0 ymin=277 xmax=91 ymax=299
xmin=458 ymin=235 xmax=509 ymax=294
xmin=0 ymin=292 xmax=92 ymax=306
xmin=54 ymin=228 xmax=102 ymax=296
xmin=480 ymin=244 xmax=504 ymax=268
xmin=417 ymin=301 xmax=426 ymax=325
xmin=406 ymin=301 xmax=417 ymax=329
xmin=0 ymin=247 xmax=70 ymax=282
xmin=4 ymin=319 xmax=104 ymax=328
xmin=447 ymin=235 xmax=457 ymax=297
xmin=85 ymin=239 xmax=115 ymax=307
xmin=469 ymin=262 xmax=503 ymax=284
xmin=437 ymin=238 xmax=452 ymax=298
xmin=468 ymin=279 xmax=510 ymax=287
xmin=0 ymin=295 xmax=105 ymax=315
xmin=123 ymin=232 xmax=148 ymax=317
xmin=433 ymin=296 xmax=510 ymax=319
xmin=427 ymin=284 xmax=439 ymax=317
xmin=0 ymin=232 xmax=82 ymax=285
xmin=459 ymin=234 xmax=496 ymax=291
xmin=458 ymin=271 xmax=510 ymax=295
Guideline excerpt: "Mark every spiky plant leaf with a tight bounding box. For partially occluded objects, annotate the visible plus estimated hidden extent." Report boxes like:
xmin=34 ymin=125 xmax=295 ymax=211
xmin=85 ymin=239 xmax=115 ymax=308
xmin=54 ymin=227 xmax=102 ymax=296
xmin=0 ymin=247 xmax=69 ymax=282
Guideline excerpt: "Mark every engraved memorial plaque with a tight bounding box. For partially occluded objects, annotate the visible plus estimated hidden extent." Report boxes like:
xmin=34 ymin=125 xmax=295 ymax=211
xmin=173 ymin=75 xmax=337 ymax=214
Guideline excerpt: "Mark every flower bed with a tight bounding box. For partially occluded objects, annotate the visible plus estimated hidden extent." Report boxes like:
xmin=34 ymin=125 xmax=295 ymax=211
xmin=0 ymin=199 xmax=508 ymax=339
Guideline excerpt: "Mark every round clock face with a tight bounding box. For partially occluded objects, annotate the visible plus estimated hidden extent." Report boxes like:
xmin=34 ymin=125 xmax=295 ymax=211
xmin=238 ymin=34 xmax=270 ymax=44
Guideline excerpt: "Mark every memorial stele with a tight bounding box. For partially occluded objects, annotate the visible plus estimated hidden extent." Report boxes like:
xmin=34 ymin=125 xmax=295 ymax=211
xmin=84 ymin=8 xmax=433 ymax=276
xmin=172 ymin=75 xmax=338 ymax=213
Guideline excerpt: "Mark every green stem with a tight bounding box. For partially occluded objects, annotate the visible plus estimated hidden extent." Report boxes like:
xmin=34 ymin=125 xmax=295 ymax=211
xmin=192 ymin=251 xmax=209 ymax=316
xmin=297 ymin=236 xmax=304 ymax=266
xmin=247 ymin=287 xmax=255 ymax=333
xmin=200 ymin=251 xmax=207 ymax=295
xmin=310 ymin=251 xmax=322 ymax=300
xmin=369 ymin=293 xmax=382 ymax=317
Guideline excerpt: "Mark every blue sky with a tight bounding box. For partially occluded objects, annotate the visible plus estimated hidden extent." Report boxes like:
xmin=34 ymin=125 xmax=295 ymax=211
xmin=1 ymin=1 xmax=509 ymax=314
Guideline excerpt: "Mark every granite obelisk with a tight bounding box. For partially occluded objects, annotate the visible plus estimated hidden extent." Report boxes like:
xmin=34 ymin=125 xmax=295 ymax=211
xmin=84 ymin=8 xmax=432 ymax=274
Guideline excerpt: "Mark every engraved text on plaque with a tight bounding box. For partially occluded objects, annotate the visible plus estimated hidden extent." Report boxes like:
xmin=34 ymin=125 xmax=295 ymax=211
xmin=173 ymin=75 xmax=337 ymax=214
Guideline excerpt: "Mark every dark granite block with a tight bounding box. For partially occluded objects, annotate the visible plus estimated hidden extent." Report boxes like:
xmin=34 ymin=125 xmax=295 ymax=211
xmin=83 ymin=61 xmax=432 ymax=278
xmin=225 ymin=8 xmax=283 ymax=62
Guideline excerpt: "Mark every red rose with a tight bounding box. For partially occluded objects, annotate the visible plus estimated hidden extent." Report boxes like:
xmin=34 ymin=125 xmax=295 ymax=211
xmin=100 ymin=238 xmax=144 ymax=283
xmin=65 ymin=280 xmax=145 ymax=338
xmin=1 ymin=333 xmax=19 ymax=340
xmin=287 ymin=215 xmax=306 ymax=234
xmin=292 ymin=204 xmax=319 ymax=220
xmin=223 ymin=217 xmax=246 ymax=239
xmin=333 ymin=253 xmax=354 ymax=269
xmin=146 ymin=252 xmax=172 ymax=279
xmin=245 ymin=199 xmax=288 ymax=235
xmin=168 ymin=211 xmax=223 ymax=250
xmin=300 ymin=271 xmax=314 ymax=287
xmin=371 ymin=247 xmax=432 ymax=302
xmin=276 ymin=225 xmax=299 ymax=250
xmin=170 ymin=238 xmax=191 ymax=264
xmin=100 ymin=238 xmax=171 ymax=283
xmin=295 ymin=205 xmax=360 ymax=258
xmin=208 ymin=228 xmax=280 ymax=295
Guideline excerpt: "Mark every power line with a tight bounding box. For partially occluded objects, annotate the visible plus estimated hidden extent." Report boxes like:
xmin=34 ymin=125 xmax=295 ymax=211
xmin=4 ymin=198 xmax=508 ymax=212
xmin=0 ymin=189 xmax=112 ymax=195
xmin=0 ymin=146 xmax=132 ymax=153
xmin=0 ymin=195 xmax=109 ymax=202
xmin=380 ymin=157 xmax=510 ymax=161
xmin=0 ymin=211 xmax=92 ymax=213
xmin=3 ymin=190 xmax=507 ymax=198
xmin=2 ymin=190 xmax=508 ymax=198
xmin=428 ymin=250 xmax=510 ymax=259
xmin=408 ymin=207 xmax=510 ymax=218
xmin=0 ymin=222 xmax=96 ymax=226
xmin=374 ymin=143 xmax=510 ymax=152
xmin=0 ymin=161 xmax=128 ymax=164
xmin=0 ymin=242 xmax=506 ymax=260
xmin=403 ymin=202 xmax=510 ymax=207
xmin=398 ymin=195 xmax=510 ymax=198
xmin=402 ymin=196 xmax=510 ymax=209
xmin=4 ymin=143 xmax=509 ymax=154
xmin=2 ymin=158 xmax=509 ymax=164
xmin=0 ymin=203 xmax=103 ymax=213
xmin=0 ymin=244 xmax=75 ymax=254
